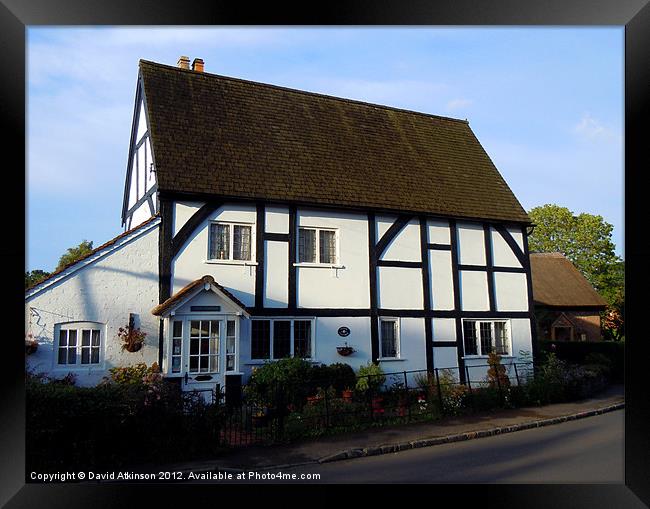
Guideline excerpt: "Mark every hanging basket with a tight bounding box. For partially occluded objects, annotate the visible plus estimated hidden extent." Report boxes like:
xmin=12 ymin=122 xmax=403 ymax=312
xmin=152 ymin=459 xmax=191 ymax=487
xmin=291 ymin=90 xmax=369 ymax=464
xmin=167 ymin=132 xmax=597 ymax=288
xmin=336 ymin=345 xmax=355 ymax=356
xmin=124 ymin=341 xmax=143 ymax=353
xmin=25 ymin=339 xmax=39 ymax=355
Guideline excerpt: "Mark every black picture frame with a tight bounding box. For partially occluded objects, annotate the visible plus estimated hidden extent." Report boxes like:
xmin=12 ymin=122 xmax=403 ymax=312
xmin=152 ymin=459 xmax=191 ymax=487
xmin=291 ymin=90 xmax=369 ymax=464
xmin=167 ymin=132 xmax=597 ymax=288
xmin=5 ymin=1 xmax=648 ymax=505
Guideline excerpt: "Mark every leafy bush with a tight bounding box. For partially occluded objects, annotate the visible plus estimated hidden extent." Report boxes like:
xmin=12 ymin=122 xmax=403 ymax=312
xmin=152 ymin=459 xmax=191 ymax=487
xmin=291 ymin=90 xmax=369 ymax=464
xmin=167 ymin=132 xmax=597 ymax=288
xmin=244 ymin=358 xmax=314 ymax=408
xmin=26 ymin=370 xmax=226 ymax=472
xmin=355 ymin=362 xmax=386 ymax=392
xmin=538 ymin=340 xmax=624 ymax=382
xmin=309 ymin=363 xmax=356 ymax=393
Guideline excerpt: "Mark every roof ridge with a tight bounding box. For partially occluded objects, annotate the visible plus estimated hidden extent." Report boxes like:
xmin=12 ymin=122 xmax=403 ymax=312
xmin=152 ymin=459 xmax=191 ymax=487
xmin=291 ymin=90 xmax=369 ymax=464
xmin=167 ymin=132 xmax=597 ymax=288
xmin=138 ymin=59 xmax=470 ymax=126
xmin=26 ymin=215 xmax=160 ymax=293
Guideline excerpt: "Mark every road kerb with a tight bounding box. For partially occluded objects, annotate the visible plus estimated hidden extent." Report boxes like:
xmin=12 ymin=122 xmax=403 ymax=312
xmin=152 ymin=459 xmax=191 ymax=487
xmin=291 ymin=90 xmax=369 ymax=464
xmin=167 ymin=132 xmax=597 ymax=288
xmin=317 ymin=401 xmax=625 ymax=465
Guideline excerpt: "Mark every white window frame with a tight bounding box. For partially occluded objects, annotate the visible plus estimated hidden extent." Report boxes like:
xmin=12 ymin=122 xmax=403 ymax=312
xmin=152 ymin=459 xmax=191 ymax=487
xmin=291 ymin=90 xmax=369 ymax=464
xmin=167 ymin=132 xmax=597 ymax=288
xmin=296 ymin=226 xmax=339 ymax=266
xmin=53 ymin=322 xmax=104 ymax=370
xmin=166 ymin=316 xmax=241 ymax=377
xmin=378 ymin=317 xmax=400 ymax=360
xmin=461 ymin=319 xmax=511 ymax=358
xmin=250 ymin=318 xmax=315 ymax=361
xmin=207 ymin=221 xmax=256 ymax=263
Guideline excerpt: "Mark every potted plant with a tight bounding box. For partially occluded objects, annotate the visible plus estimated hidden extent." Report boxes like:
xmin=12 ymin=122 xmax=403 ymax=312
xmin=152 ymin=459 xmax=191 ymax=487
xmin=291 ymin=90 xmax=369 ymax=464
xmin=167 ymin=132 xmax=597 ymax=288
xmin=117 ymin=324 xmax=147 ymax=353
xmin=25 ymin=333 xmax=38 ymax=355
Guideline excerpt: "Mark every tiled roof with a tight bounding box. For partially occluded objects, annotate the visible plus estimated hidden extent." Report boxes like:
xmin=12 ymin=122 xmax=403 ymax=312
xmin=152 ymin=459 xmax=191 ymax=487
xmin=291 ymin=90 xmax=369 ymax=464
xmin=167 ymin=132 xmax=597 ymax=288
xmin=139 ymin=60 xmax=530 ymax=224
xmin=530 ymin=252 xmax=607 ymax=308
xmin=151 ymin=275 xmax=248 ymax=316
xmin=26 ymin=215 xmax=160 ymax=293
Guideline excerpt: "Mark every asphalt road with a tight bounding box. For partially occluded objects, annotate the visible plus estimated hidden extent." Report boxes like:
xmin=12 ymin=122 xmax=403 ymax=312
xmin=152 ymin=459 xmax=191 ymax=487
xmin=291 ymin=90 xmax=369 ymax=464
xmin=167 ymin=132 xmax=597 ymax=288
xmin=262 ymin=409 xmax=624 ymax=483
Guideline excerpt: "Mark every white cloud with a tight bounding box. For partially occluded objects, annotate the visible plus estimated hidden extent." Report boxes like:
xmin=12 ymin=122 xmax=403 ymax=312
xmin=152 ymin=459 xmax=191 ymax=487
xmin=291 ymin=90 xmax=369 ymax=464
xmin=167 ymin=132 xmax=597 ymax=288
xmin=446 ymin=98 xmax=473 ymax=111
xmin=573 ymin=113 xmax=620 ymax=142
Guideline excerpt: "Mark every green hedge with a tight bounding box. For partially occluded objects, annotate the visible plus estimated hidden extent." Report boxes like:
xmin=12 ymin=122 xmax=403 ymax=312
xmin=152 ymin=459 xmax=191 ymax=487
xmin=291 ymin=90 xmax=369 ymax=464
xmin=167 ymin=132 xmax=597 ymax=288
xmin=538 ymin=340 xmax=624 ymax=382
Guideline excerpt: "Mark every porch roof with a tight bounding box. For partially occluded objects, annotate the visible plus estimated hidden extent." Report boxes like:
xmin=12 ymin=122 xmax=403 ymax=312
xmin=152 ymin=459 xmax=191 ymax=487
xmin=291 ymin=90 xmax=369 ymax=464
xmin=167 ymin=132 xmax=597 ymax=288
xmin=151 ymin=275 xmax=249 ymax=317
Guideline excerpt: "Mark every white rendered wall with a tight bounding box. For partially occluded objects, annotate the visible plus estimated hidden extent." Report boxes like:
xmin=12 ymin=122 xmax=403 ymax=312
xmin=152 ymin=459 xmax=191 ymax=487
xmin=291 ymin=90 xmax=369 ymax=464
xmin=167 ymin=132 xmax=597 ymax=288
xmin=264 ymin=240 xmax=288 ymax=307
xmin=377 ymin=267 xmax=423 ymax=309
xmin=379 ymin=218 xmax=421 ymax=262
xmin=173 ymin=201 xmax=205 ymax=236
xmin=265 ymin=206 xmax=289 ymax=234
xmin=126 ymin=101 xmax=156 ymax=227
xmin=172 ymin=204 xmax=257 ymax=306
xmin=432 ymin=318 xmax=456 ymax=342
xmin=433 ymin=347 xmax=459 ymax=371
xmin=296 ymin=209 xmax=370 ymax=309
xmin=457 ymin=222 xmax=486 ymax=266
xmin=25 ymin=224 xmax=160 ymax=386
xmin=429 ymin=250 xmax=454 ymax=310
xmin=459 ymin=270 xmax=490 ymax=311
xmin=136 ymin=100 xmax=147 ymax=140
xmin=427 ymin=219 xmax=451 ymax=244
xmin=491 ymin=227 xmax=523 ymax=268
xmin=494 ymin=272 xmax=529 ymax=311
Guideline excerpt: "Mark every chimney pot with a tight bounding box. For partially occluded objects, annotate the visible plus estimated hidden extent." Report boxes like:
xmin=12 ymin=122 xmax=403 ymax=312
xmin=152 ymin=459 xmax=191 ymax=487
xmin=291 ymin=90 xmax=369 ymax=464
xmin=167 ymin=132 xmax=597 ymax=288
xmin=177 ymin=56 xmax=190 ymax=70
xmin=192 ymin=58 xmax=204 ymax=72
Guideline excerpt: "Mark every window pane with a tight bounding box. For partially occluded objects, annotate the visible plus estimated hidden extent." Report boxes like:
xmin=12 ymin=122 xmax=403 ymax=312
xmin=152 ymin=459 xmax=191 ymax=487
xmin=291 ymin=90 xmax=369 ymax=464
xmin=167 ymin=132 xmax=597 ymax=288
xmin=59 ymin=330 xmax=67 ymax=347
xmin=173 ymin=320 xmax=183 ymax=338
xmin=380 ymin=321 xmax=397 ymax=358
xmin=200 ymin=321 xmax=209 ymax=336
xmin=191 ymin=321 xmax=201 ymax=336
xmin=209 ymin=355 xmax=219 ymax=373
xmin=172 ymin=357 xmax=181 ymax=373
xmin=233 ymin=225 xmax=252 ymax=260
xmin=82 ymin=330 xmax=91 ymax=346
xmin=200 ymin=337 xmax=209 ymax=354
xmin=251 ymin=320 xmax=270 ymax=360
xmin=91 ymin=330 xmax=100 ymax=346
xmin=67 ymin=348 xmax=76 ymax=364
xmin=68 ymin=330 xmax=77 ymax=346
xmin=190 ymin=337 xmax=199 ymax=355
xmin=200 ymin=356 xmax=209 ymax=372
xmin=227 ymin=320 xmax=235 ymax=338
xmin=463 ymin=321 xmax=478 ymax=355
xmin=81 ymin=348 xmax=90 ymax=364
xmin=189 ymin=356 xmax=198 ymax=372
xmin=495 ymin=322 xmax=508 ymax=355
xmin=298 ymin=228 xmax=316 ymax=263
xmin=210 ymin=223 xmax=230 ymax=260
xmin=91 ymin=347 xmax=99 ymax=364
xmin=480 ymin=322 xmax=493 ymax=355
xmin=58 ymin=348 xmax=67 ymax=364
xmin=226 ymin=355 xmax=235 ymax=371
xmin=273 ymin=321 xmax=291 ymax=359
xmin=294 ymin=320 xmax=312 ymax=358
xmin=320 ymin=230 xmax=336 ymax=264
xmin=173 ymin=337 xmax=182 ymax=355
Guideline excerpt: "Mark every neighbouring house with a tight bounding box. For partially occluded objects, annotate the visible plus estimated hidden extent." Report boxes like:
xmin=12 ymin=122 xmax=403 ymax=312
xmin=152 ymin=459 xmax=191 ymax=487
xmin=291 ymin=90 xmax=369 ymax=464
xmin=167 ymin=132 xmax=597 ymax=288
xmin=25 ymin=56 xmax=536 ymax=397
xmin=530 ymin=252 xmax=607 ymax=342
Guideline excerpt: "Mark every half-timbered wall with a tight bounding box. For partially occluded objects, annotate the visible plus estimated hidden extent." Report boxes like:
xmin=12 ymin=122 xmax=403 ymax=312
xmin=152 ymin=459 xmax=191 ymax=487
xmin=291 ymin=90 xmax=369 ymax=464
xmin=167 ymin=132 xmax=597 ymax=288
xmin=122 ymin=83 xmax=158 ymax=230
xmin=166 ymin=199 xmax=535 ymax=383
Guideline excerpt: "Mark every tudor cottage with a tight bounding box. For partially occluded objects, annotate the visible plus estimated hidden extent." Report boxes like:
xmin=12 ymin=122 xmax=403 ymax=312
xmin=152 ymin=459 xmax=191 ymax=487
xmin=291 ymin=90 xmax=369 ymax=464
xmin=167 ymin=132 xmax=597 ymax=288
xmin=26 ymin=57 xmax=536 ymax=396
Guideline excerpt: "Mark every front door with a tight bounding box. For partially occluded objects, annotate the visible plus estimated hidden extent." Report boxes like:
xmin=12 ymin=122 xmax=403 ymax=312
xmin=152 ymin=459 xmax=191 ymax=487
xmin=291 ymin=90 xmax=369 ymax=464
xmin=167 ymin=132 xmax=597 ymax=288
xmin=169 ymin=316 xmax=239 ymax=402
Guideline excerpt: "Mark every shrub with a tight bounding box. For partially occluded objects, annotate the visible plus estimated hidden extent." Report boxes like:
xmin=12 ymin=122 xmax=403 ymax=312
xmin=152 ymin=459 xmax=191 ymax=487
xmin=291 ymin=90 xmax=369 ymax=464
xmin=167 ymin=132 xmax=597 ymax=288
xmin=486 ymin=352 xmax=511 ymax=389
xmin=244 ymin=358 xmax=314 ymax=408
xmin=355 ymin=362 xmax=386 ymax=392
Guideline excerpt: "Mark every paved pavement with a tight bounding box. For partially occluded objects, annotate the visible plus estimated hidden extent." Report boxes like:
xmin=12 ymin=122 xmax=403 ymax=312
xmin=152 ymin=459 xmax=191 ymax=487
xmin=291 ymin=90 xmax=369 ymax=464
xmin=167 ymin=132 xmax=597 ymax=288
xmin=137 ymin=384 xmax=624 ymax=474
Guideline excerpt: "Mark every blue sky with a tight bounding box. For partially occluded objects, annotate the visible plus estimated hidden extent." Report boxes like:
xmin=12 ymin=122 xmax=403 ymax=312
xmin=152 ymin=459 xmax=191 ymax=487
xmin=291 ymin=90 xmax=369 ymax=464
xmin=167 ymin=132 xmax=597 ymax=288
xmin=26 ymin=27 xmax=624 ymax=272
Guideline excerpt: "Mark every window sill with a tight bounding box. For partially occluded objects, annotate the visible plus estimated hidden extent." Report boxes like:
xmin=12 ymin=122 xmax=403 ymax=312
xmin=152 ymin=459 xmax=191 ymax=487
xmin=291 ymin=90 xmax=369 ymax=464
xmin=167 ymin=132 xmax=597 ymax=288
xmin=204 ymin=260 xmax=258 ymax=266
xmin=245 ymin=359 xmax=318 ymax=365
xmin=462 ymin=355 xmax=514 ymax=360
xmin=378 ymin=357 xmax=406 ymax=362
xmin=294 ymin=263 xmax=345 ymax=269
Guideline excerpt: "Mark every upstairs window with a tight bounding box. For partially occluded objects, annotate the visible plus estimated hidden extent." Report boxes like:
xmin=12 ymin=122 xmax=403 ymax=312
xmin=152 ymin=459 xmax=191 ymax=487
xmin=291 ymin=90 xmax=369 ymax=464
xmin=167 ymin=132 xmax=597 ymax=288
xmin=298 ymin=227 xmax=337 ymax=264
xmin=462 ymin=320 xmax=510 ymax=356
xmin=56 ymin=323 xmax=102 ymax=366
xmin=209 ymin=222 xmax=253 ymax=261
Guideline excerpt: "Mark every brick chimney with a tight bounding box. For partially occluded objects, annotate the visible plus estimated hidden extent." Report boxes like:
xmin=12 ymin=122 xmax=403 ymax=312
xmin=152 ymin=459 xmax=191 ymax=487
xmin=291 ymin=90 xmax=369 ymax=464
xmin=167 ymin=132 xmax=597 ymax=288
xmin=192 ymin=58 xmax=204 ymax=72
xmin=177 ymin=56 xmax=190 ymax=69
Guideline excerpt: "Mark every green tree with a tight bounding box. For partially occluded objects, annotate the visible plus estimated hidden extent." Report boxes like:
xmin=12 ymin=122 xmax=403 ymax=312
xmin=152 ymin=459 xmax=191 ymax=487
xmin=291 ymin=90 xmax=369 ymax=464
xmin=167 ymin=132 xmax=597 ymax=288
xmin=528 ymin=204 xmax=624 ymax=341
xmin=528 ymin=204 xmax=621 ymax=293
xmin=25 ymin=269 xmax=51 ymax=288
xmin=56 ymin=240 xmax=94 ymax=271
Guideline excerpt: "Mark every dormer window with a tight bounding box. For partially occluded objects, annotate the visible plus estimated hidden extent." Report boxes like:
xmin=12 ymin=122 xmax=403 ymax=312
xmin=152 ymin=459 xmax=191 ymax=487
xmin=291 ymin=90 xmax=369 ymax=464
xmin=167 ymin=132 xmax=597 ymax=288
xmin=208 ymin=222 xmax=253 ymax=261
xmin=298 ymin=227 xmax=337 ymax=264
